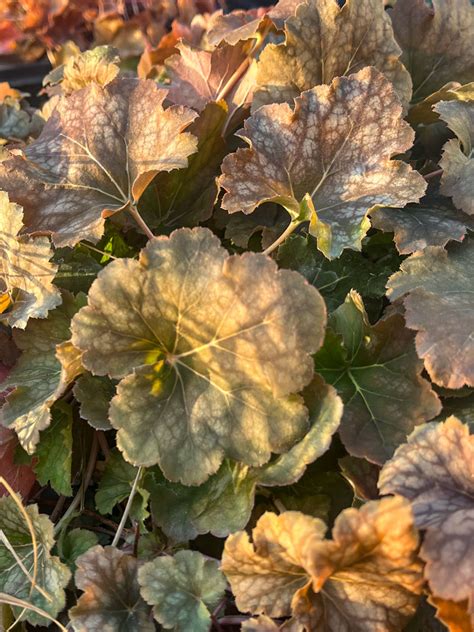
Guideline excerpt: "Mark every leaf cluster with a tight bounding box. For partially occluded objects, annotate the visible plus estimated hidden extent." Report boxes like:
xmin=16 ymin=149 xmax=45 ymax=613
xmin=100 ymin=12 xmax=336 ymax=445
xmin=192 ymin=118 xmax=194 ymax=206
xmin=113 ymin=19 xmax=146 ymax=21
xmin=0 ymin=0 xmax=473 ymax=631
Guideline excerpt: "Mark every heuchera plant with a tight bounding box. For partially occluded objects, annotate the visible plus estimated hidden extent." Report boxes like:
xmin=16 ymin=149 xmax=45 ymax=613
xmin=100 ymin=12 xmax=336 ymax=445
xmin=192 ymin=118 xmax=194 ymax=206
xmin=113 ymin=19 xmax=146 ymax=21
xmin=0 ymin=0 xmax=473 ymax=630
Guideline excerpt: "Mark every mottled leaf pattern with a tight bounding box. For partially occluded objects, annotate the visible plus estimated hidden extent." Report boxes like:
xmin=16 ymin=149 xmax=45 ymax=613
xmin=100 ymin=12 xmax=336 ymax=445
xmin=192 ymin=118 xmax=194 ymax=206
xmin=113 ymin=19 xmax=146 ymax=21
xmin=255 ymin=0 xmax=411 ymax=109
xmin=138 ymin=550 xmax=226 ymax=632
xmin=0 ymin=78 xmax=197 ymax=246
xmin=69 ymin=545 xmax=153 ymax=631
xmin=379 ymin=417 xmax=474 ymax=625
xmin=220 ymin=68 xmax=424 ymax=259
xmin=387 ymin=240 xmax=474 ymax=388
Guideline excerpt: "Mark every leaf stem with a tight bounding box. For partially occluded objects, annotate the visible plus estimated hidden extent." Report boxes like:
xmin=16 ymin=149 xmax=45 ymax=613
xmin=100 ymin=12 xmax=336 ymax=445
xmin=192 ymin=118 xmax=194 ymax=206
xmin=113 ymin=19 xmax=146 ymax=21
xmin=262 ymin=220 xmax=301 ymax=256
xmin=54 ymin=434 xmax=99 ymax=535
xmin=424 ymin=168 xmax=443 ymax=181
xmin=112 ymin=465 xmax=143 ymax=547
xmin=128 ymin=203 xmax=155 ymax=241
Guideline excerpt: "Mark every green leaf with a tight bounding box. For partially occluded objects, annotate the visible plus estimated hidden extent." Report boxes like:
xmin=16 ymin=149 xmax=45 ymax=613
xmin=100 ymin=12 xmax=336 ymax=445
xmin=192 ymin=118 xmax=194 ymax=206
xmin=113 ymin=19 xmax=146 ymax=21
xmin=141 ymin=101 xmax=229 ymax=228
xmin=146 ymin=375 xmax=341 ymax=540
xmin=138 ymin=550 xmax=226 ymax=632
xmin=73 ymin=373 xmax=115 ymax=430
xmin=33 ymin=401 xmax=73 ymax=496
xmin=315 ymin=291 xmax=441 ymax=463
xmin=69 ymin=545 xmax=153 ymax=631
xmin=58 ymin=528 xmax=99 ymax=572
xmin=147 ymin=461 xmax=256 ymax=541
xmin=0 ymin=497 xmax=71 ymax=626
xmin=71 ymin=227 xmax=326 ymax=485
xmin=95 ymin=449 xmax=149 ymax=522
xmin=53 ymin=247 xmax=103 ymax=294
xmin=278 ymin=234 xmax=400 ymax=313
xmin=0 ymin=294 xmax=84 ymax=452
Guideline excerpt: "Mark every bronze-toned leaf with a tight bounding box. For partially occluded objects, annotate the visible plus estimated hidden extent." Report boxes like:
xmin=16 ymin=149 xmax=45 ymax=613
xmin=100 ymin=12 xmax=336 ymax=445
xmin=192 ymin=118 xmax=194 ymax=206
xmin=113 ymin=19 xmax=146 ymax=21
xmin=222 ymin=497 xmax=423 ymax=631
xmin=379 ymin=416 xmax=474 ymax=624
xmin=220 ymin=67 xmax=424 ymax=259
xmin=255 ymin=0 xmax=411 ymax=110
xmin=371 ymin=192 xmax=474 ymax=254
xmin=434 ymin=100 xmax=474 ymax=215
xmin=387 ymin=240 xmax=474 ymax=388
xmin=165 ymin=40 xmax=250 ymax=113
xmin=0 ymin=78 xmax=197 ymax=246
xmin=0 ymin=191 xmax=61 ymax=329
xmin=69 ymin=545 xmax=153 ymax=631
xmin=391 ymin=0 xmax=474 ymax=102
xmin=71 ymin=227 xmax=326 ymax=484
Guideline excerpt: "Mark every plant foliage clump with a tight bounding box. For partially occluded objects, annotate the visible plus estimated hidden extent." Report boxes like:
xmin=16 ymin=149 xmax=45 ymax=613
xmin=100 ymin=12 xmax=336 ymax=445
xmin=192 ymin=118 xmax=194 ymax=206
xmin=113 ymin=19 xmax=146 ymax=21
xmin=0 ymin=0 xmax=473 ymax=630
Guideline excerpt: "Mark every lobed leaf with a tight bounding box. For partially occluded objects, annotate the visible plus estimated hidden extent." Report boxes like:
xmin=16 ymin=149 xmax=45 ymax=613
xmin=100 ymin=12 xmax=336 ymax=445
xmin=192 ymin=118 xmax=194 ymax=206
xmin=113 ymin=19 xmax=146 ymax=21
xmin=0 ymin=295 xmax=84 ymax=452
xmin=71 ymin=227 xmax=326 ymax=484
xmin=387 ymin=240 xmax=474 ymax=388
xmin=434 ymin=100 xmax=474 ymax=215
xmin=0 ymin=497 xmax=71 ymax=626
xmin=95 ymin=449 xmax=149 ymax=522
xmin=379 ymin=417 xmax=474 ymax=623
xmin=314 ymin=291 xmax=441 ymax=463
xmin=254 ymin=0 xmax=411 ymax=110
xmin=138 ymin=550 xmax=226 ymax=632
xmin=371 ymin=192 xmax=474 ymax=254
xmin=142 ymin=101 xmax=229 ymax=228
xmin=165 ymin=40 xmax=250 ymax=113
xmin=220 ymin=67 xmax=424 ymax=259
xmin=0 ymin=78 xmax=198 ymax=246
xmin=391 ymin=0 xmax=474 ymax=102
xmin=73 ymin=373 xmax=115 ymax=430
xmin=222 ymin=497 xmax=423 ymax=630
xmin=0 ymin=191 xmax=61 ymax=329
xmin=69 ymin=545 xmax=153 ymax=631
xmin=147 ymin=375 xmax=341 ymax=539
